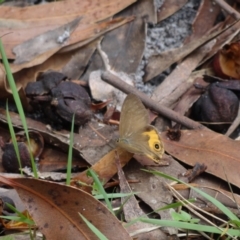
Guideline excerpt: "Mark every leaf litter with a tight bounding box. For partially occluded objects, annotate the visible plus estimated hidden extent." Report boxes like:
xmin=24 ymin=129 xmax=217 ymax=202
xmin=1 ymin=0 xmax=240 ymax=239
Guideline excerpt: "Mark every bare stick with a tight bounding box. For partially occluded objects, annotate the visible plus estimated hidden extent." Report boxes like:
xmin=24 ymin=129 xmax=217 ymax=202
xmin=225 ymin=105 xmax=240 ymax=137
xmin=214 ymin=0 xmax=240 ymax=20
xmin=101 ymin=71 xmax=204 ymax=130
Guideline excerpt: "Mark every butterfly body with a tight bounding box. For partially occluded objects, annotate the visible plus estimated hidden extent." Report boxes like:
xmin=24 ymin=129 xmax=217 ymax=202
xmin=117 ymin=94 xmax=164 ymax=163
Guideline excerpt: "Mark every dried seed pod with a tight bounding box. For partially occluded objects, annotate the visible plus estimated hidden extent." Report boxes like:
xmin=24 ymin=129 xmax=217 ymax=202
xmin=192 ymin=82 xmax=239 ymax=132
xmin=51 ymin=81 xmax=92 ymax=125
xmin=1 ymin=131 xmax=44 ymax=173
xmin=25 ymin=71 xmax=66 ymax=97
xmin=25 ymin=71 xmax=92 ymax=127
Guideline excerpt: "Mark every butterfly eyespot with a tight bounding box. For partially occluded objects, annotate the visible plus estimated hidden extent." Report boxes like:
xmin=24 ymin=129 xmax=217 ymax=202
xmin=154 ymin=142 xmax=161 ymax=151
xmin=155 ymin=144 xmax=159 ymax=149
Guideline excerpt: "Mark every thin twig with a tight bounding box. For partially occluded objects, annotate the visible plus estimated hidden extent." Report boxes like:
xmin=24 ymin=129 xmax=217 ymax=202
xmin=214 ymin=0 xmax=240 ymax=20
xmin=225 ymin=105 xmax=240 ymax=137
xmin=101 ymin=71 xmax=205 ymax=130
xmin=169 ymin=185 xmax=235 ymax=239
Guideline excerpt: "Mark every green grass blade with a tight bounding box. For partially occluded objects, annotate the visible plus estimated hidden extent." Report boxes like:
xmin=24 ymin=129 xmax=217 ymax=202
xmin=0 ymin=215 xmax=35 ymax=226
xmin=143 ymin=170 xmax=239 ymax=221
xmin=6 ymin=102 xmax=22 ymax=175
xmin=79 ymin=213 xmax=108 ymax=240
xmin=156 ymin=199 xmax=196 ymax=211
xmin=0 ymin=39 xmax=38 ymax=178
xmin=87 ymin=169 xmax=114 ymax=214
xmin=138 ymin=218 xmax=240 ymax=236
xmin=4 ymin=203 xmax=24 ymax=217
xmin=66 ymin=114 xmax=75 ymax=185
xmin=0 ymin=203 xmax=35 ymax=226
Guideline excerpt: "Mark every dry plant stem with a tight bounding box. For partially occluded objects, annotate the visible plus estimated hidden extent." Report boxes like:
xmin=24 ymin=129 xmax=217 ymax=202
xmin=88 ymin=123 xmax=109 ymax=143
xmin=225 ymin=105 xmax=240 ymax=137
xmin=88 ymin=123 xmax=116 ymax=150
xmin=169 ymin=185 xmax=230 ymax=231
xmin=101 ymin=71 xmax=204 ymax=130
xmin=214 ymin=0 xmax=240 ymax=20
xmin=200 ymin=185 xmax=240 ymax=209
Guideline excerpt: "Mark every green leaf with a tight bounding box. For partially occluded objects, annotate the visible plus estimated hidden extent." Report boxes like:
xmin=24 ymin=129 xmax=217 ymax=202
xmin=171 ymin=210 xmax=191 ymax=222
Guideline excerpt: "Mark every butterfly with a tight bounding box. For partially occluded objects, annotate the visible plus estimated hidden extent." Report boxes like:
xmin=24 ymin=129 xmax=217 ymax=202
xmin=117 ymin=94 xmax=164 ymax=163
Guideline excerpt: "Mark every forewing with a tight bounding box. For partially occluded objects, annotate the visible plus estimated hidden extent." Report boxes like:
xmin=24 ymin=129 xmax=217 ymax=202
xmin=119 ymin=94 xmax=149 ymax=138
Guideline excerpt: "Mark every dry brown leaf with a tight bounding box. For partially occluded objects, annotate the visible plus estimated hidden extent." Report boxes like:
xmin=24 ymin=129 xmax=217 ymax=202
xmin=0 ymin=64 xmax=7 ymax=99
xmin=201 ymin=19 xmax=240 ymax=66
xmin=60 ymin=16 xmax=135 ymax=53
xmin=124 ymin=160 xmax=183 ymax=235
xmin=61 ymin=39 xmax=99 ymax=79
xmin=10 ymin=49 xmax=60 ymax=74
xmin=161 ymin=69 xmax=212 ymax=110
xmin=117 ymin=157 xmax=167 ymax=239
xmin=0 ymin=176 xmax=131 ymax=240
xmin=83 ymin=0 xmax=155 ymax=84
xmin=77 ymin=122 xmax=118 ymax=165
xmin=13 ymin=18 xmax=81 ymax=64
xmin=100 ymin=0 xmax=156 ymax=74
xmin=0 ymin=0 xmax=133 ymax=23
xmin=3 ymin=16 xmax=134 ymax=76
xmin=161 ymin=129 xmax=240 ymax=189
xmin=1 ymin=0 xmax=137 ymax=59
xmin=71 ymin=147 xmax=133 ymax=186
xmin=38 ymin=147 xmax=87 ymax=173
xmin=172 ymin=76 xmax=209 ymax=117
xmin=157 ymin=0 xmax=188 ymax=22
xmin=184 ymin=0 xmax=221 ymax=43
xmin=152 ymin=41 xmax=215 ymax=105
